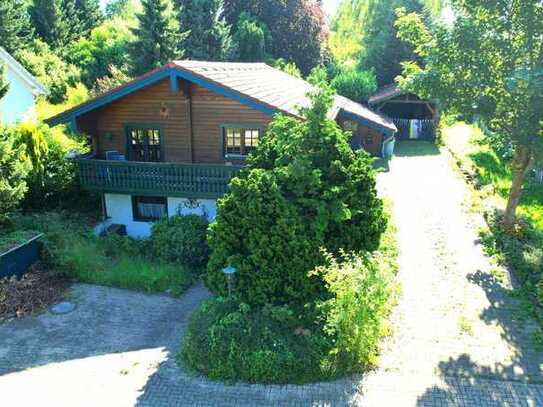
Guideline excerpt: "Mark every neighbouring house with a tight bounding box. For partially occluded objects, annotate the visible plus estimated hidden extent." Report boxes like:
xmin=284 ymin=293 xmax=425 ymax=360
xmin=46 ymin=61 xmax=396 ymax=238
xmin=0 ymin=47 xmax=47 ymax=124
xmin=369 ymin=84 xmax=438 ymax=141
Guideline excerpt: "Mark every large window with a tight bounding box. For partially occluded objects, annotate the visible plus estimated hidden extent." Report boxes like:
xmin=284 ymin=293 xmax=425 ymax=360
xmin=126 ymin=126 xmax=162 ymax=162
xmin=223 ymin=126 xmax=261 ymax=158
xmin=132 ymin=196 xmax=168 ymax=222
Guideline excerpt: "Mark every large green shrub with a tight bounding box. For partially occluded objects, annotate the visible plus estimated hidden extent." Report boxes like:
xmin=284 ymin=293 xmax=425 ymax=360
xmin=0 ymin=128 xmax=31 ymax=216
xmin=181 ymin=297 xmax=330 ymax=384
xmin=206 ymin=84 xmax=386 ymax=305
xmin=12 ymin=122 xmax=90 ymax=211
xmin=151 ymin=215 xmax=210 ymax=269
xmin=183 ymin=202 xmax=399 ymax=383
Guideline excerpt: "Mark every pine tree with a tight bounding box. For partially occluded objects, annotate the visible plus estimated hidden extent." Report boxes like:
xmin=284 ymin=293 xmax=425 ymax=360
xmin=76 ymin=0 xmax=104 ymax=36
xmin=130 ymin=0 xmax=186 ymax=75
xmin=30 ymin=0 xmax=84 ymax=50
xmin=176 ymin=0 xmax=233 ymax=61
xmin=0 ymin=64 xmax=9 ymax=100
xmin=0 ymin=0 xmax=35 ymax=55
xmin=63 ymin=0 xmax=84 ymax=45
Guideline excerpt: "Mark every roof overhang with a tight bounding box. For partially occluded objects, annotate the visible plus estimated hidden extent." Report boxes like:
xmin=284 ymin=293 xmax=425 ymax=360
xmin=336 ymin=109 xmax=396 ymax=136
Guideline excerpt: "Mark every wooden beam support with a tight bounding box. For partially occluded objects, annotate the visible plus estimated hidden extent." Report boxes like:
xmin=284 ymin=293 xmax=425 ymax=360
xmin=181 ymin=81 xmax=195 ymax=163
xmin=170 ymin=72 xmax=179 ymax=93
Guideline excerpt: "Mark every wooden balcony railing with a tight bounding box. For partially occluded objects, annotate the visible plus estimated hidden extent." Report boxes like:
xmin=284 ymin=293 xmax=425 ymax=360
xmin=77 ymin=159 xmax=243 ymax=199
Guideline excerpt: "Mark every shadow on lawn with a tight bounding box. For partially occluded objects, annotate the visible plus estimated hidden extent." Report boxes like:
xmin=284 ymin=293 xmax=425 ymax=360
xmin=416 ymin=270 xmax=543 ymax=406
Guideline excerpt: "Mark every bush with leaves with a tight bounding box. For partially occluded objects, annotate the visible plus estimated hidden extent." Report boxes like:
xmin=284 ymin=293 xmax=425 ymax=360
xmin=10 ymin=122 xmax=90 ymax=211
xmin=150 ymin=215 xmax=210 ymax=269
xmin=0 ymin=128 xmax=31 ymax=216
xmin=331 ymin=68 xmax=377 ymax=104
xmin=205 ymin=84 xmax=386 ymax=305
xmin=181 ymin=296 xmax=331 ymax=383
xmin=314 ymin=251 xmax=397 ymax=372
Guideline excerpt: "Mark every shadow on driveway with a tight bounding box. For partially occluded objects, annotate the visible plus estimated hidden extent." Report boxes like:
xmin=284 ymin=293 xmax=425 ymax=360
xmin=416 ymin=271 xmax=543 ymax=405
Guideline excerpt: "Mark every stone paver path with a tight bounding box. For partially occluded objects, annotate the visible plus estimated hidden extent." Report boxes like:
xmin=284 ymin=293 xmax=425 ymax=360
xmin=1 ymin=141 xmax=542 ymax=406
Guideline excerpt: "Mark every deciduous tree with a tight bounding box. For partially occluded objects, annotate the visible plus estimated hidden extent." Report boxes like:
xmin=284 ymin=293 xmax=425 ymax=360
xmin=223 ymin=0 xmax=327 ymax=74
xmin=396 ymin=1 xmax=543 ymax=230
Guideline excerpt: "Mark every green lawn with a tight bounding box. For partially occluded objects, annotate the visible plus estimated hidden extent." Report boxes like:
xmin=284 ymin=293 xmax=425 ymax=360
xmin=442 ymin=122 xmax=543 ymax=316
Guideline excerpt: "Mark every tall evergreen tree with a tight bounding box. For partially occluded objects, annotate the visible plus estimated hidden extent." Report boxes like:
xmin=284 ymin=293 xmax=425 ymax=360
xmin=0 ymin=64 xmax=9 ymax=100
xmin=30 ymin=0 xmax=82 ymax=50
xmin=176 ymin=0 xmax=233 ymax=61
xmin=0 ymin=0 xmax=35 ymax=55
xmin=76 ymin=0 xmax=104 ymax=36
xmin=130 ymin=0 xmax=186 ymax=75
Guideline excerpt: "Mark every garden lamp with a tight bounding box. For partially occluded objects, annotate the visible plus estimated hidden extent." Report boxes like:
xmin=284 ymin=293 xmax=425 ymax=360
xmin=222 ymin=265 xmax=237 ymax=297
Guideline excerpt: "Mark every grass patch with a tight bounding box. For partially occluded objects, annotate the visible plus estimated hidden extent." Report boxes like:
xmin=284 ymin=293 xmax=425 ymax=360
xmin=180 ymin=202 xmax=399 ymax=384
xmin=6 ymin=212 xmax=196 ymax=296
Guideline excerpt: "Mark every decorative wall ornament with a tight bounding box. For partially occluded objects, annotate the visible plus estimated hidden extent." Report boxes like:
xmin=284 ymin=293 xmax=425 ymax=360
xmin=160 ymin=102 xmax=170 ymax=118
xmin=176 ymin=199 xmax=209 ymax=220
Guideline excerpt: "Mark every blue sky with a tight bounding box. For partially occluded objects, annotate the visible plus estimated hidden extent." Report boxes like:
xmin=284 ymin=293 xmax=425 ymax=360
xmin=99 ymin=0 xmax=342 ymax=16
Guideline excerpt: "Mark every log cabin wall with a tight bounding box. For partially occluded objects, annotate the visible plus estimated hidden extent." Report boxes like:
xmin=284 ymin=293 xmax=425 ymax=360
xmin=336 ymin=117 xmax=384 ymax=156
xmin=76 ymin=78 xmax=274 ymax=164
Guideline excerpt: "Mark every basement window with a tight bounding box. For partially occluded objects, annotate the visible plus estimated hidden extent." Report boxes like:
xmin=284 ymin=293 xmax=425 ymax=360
xmin=223 ymin=126 xmax=261 ymax=158
xmin=132 ymin=196 xmax=168 ymax=222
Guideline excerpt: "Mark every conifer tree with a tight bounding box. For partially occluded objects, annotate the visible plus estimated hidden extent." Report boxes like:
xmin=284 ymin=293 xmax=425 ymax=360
xmin=76 ymin=0 xmax=104 ymax=36
xmin=0 ymin=0 xmax=35 ymax=54
xmin=30 ymin=0 xmax=82 ymax=50
xmin=130 ymin=0 xmax=186 ymax=75
xmin=176 ymin=0 xmax=233 ymax=61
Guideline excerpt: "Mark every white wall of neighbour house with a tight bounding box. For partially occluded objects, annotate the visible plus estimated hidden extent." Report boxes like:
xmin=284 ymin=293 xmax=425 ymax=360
xmin=102 ymin=193 xmax=218 ymax=239
xmin=0 ymin=68 xmax=37 ymax=124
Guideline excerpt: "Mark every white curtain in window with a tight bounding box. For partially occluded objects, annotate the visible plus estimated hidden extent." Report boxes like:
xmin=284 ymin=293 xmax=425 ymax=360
xmin=138 ymin=202 xmax=166 ymax=219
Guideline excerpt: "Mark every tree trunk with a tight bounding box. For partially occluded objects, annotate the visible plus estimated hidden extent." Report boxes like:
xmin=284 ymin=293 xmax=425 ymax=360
xmin=502 ymin=144 xmax=532 ymax=231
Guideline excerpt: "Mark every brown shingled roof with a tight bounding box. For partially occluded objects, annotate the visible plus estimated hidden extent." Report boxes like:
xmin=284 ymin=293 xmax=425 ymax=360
xmin=47 ymin=61 xmax=396 ymax=133
xmin=172 ymin=61 xmax=396 ymax=132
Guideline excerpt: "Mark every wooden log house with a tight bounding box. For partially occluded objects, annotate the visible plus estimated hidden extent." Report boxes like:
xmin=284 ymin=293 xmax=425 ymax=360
xmin=47 ymin=61 xmax=396 ymax=237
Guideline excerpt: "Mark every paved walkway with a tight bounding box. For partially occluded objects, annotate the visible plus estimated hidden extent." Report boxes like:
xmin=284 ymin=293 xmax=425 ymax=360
xmin=0 ymin=142 xmax=542 ymax=406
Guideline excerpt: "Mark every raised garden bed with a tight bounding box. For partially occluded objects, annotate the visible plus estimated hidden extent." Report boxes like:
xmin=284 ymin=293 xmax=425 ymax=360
xmin=0 ymin=232 xmax=43 ymax=279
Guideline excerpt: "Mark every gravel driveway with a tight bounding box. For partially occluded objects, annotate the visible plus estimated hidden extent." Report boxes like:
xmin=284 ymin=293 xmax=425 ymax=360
xmin=0 ymin=141 xmax=542 ymax=406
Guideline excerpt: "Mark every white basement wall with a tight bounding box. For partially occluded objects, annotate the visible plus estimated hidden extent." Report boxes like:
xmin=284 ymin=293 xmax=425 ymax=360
xmin=101 ymin=193 xmax=218 ymax=238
